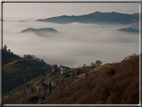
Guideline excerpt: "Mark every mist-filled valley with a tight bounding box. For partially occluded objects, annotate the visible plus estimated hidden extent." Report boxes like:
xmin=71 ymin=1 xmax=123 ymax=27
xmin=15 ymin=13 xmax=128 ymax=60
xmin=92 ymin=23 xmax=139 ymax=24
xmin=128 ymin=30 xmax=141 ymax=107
xmin=2 ymin=3 xmax=141 ymax=104
xmin=3 ymin=20 xmax=139 ymax=68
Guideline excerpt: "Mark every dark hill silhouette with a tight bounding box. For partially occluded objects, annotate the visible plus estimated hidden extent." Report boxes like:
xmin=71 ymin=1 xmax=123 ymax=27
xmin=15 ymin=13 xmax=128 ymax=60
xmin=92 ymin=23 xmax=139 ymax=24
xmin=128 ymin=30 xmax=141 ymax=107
xmin=21 ymin=28 xmax=58 ymax=33
xmin=118 ymin=27 xmax=139 ymax=33
xmin=21 ymin=28 xmax=59 ymax=37
xmin=37 ymin=11 xmax=140 ymax=24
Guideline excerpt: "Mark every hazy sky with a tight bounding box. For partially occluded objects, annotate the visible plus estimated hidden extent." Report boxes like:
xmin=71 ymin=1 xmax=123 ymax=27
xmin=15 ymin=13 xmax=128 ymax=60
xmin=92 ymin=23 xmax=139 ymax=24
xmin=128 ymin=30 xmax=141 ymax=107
xmin=3 ymin=3 xmax=140 ymax=20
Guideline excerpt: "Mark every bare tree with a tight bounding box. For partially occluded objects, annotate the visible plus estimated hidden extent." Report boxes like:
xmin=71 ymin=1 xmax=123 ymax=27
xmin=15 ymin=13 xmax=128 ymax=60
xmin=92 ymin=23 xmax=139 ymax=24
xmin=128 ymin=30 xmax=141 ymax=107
xmin=95 ymin=60 xmax=102 ymax=66
xmin=91 ymin=62 xmax=95 ymax=67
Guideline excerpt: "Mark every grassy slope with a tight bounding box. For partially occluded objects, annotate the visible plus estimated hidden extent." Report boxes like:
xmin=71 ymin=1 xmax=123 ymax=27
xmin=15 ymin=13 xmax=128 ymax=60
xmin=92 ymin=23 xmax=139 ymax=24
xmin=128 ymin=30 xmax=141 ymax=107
xmin=89 ymin=64 xmax=111 ymax=74
xmin=3 ymin=59 xmax=51 ymax=93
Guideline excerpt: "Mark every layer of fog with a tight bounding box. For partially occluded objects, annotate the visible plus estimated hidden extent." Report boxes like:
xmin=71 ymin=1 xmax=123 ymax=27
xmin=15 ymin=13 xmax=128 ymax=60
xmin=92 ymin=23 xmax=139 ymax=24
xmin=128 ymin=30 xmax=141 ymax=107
xmin=3 ymin=20 xmax=139 ymax=67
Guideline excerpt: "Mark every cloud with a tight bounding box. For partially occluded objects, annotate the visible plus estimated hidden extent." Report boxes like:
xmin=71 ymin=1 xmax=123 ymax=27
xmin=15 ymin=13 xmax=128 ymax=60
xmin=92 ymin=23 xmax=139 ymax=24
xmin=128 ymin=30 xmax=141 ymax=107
xmin=3 ymin=21 xmax=139 ymax=67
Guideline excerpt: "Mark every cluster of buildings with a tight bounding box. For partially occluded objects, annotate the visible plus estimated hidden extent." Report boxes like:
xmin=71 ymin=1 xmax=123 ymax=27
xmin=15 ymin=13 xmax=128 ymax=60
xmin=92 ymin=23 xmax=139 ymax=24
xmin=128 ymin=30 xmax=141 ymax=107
xmin=59 ymin=66 xmax=72 ymax=74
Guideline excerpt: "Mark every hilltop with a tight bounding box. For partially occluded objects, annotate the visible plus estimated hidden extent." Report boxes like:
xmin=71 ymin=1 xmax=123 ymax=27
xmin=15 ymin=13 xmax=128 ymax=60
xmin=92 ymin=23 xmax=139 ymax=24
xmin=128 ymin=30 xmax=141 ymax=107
xmin=37 ymin=11 xmax=140 ymax=24
xmin=21 ymin=28 xmax=59 ymax=37
xmin=2 ymin=49 xmax=21 ymax=65
xmin=21 ymin=28 xmax=58 ymax=33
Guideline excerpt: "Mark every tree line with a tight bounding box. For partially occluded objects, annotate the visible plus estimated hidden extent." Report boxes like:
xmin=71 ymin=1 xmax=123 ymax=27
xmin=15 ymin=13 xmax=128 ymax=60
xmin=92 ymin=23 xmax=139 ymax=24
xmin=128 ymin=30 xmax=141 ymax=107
xmin=3 ymin=45 xmax=45 ymax=63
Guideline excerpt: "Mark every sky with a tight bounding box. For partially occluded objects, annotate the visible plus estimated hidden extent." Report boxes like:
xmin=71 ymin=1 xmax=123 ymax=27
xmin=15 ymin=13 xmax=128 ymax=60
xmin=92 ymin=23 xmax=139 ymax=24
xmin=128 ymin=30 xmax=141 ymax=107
xmin=3 ymin=3 xmax=140 ymax=20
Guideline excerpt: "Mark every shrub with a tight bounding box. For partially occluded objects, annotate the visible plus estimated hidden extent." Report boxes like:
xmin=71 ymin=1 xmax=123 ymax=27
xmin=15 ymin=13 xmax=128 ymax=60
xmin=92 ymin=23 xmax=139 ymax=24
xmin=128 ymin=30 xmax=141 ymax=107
xmin=64 ymin=73 xmax=70 ymax=77
xmin=28 ymin=96 xmax=39 ymax=102
xmin=38 ymin=99 xmax=43 ymax=103
xmin=41 ymin=96 xmax=45 ymax=101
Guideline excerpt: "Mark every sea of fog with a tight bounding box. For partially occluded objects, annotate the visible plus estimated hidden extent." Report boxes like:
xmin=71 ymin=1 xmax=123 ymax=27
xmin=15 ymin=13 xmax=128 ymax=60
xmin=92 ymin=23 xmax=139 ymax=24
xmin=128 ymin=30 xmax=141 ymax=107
xmin=3 ymin=20 xmax=139 ymax=68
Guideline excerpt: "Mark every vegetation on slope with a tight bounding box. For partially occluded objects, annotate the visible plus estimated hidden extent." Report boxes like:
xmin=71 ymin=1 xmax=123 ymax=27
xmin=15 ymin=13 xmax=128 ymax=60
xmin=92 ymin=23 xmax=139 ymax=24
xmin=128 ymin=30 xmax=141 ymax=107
xmin=89 ymin=64 xmax=111 ymax=74
xmin=3 ymin=59 xmax=51 ymax=93
xmin=3 ymin=74 xmax=49 ymax=104
xmin=45 ymin=55 xmax=139 ymax=104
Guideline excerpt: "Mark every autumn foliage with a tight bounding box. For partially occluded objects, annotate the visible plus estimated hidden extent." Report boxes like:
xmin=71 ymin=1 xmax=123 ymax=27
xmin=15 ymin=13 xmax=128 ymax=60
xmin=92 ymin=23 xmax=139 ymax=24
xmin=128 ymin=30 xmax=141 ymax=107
xmin=45 ymin=55 xmax=139 ymax=104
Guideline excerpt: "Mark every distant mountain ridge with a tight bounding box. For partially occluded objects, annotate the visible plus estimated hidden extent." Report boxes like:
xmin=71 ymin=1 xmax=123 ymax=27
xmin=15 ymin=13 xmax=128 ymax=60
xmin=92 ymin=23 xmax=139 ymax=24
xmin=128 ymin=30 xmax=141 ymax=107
xmin=37 ymin=11 xmax=140 ymax=24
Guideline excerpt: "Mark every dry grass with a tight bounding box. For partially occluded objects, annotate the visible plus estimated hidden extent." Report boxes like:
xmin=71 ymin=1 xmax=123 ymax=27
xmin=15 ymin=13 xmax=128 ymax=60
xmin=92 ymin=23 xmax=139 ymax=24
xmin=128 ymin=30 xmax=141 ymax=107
xmin=76 ymin=73 xmax=85 ymax=79
xmin=90 ymin=64 xmax=111 ymax=73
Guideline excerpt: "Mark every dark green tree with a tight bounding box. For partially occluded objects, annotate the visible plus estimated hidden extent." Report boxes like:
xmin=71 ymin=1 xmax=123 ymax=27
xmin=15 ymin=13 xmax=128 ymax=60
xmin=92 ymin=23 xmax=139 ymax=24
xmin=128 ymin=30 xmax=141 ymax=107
xmin=49 ymin=80 xmax=51 ymax=92
xmin=3 ymin=45 xmax=8 ymax=51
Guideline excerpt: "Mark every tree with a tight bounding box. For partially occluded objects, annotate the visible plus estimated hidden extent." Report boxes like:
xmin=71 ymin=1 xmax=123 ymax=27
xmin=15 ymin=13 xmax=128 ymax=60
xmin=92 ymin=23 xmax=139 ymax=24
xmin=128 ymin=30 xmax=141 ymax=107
xmin=91 ymin=62 xmax=95 ymax=67
xmin=3 ymin=45 xmax=8 ymax=51
xmin=8 ymin=49 xmax=10 ymax=52
xmin=41 ymin=96 xmax=45 ymax=101
xmin=53 ymin=64 xmax=58 ymax=69
xmin=49 ymin=80 xmax=51 ymax=92
xmin=95 ymin=60 xmax=102 ymax=66
xmin=28 ymin=96 xmax=39 ymax=102
xmin=32 ymin=55 xmax=35 ymax=60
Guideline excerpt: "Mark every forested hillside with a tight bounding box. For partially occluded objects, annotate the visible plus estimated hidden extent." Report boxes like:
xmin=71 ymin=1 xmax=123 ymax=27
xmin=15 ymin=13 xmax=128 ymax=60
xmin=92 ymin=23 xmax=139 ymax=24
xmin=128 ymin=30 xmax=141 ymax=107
xmin=45 ymin=54 xmax=139 ymax=104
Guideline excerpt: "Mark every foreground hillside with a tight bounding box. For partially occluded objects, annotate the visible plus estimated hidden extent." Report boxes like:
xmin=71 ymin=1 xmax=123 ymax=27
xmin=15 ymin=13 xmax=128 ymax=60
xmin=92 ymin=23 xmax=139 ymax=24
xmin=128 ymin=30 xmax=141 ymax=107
xmin=45 ymin=55 xmax=139 ymax=104
xmin=2 ymin=52 xmax=139 ymax=104
xmin=3 ymin=59 xmax=51 ymax=93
